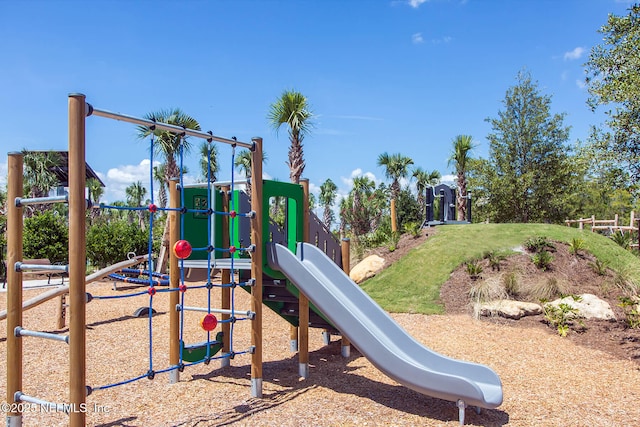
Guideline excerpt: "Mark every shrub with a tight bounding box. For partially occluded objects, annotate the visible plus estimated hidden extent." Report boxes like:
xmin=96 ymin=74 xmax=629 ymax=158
xmin=465 ymin=259 xmax=483 ymax=280
xmin=530 ymin=277 xmax=566 ymax=301
xmin=469 ymin=277 xmax=507 ymax=303
xmin=23 ymin=211 xmax=69 ymax=263
xmin=531 ymin=250 xmax=554 ymax=270
xmin=568 ymin=237 xmax=586 ymax=255
xmin=403 ymin=221 xmax=422 ymax=238
xmin=543 ymin=300 xmax=585 ymax=337
xmin=503 ymin=271 xmax=519 ymax=297
xmin=611 ymin=230 xmax=631 ymax=249
xmin=618 ymin=296 xmax=640 ymax=329
xmin=589 ymin=259 xmax=609 ymax=276
xmin=524 ymin=236 xmax=555 ymax=253
xmin=613 ymin=266 xmax=639 ymax=296
xmin=86 ymin=219 xmax=148 ymax=268
xmin=483 ymin=250 xmax=506 ymax=271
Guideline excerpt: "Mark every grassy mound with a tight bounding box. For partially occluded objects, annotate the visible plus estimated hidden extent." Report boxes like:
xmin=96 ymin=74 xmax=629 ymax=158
xmin=361 ymin=223 xmax=640 ymax=314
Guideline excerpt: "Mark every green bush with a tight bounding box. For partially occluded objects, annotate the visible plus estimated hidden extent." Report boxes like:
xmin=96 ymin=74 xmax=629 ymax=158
xmin=568 ymin=237 xmax=586 ymax=255
xmin=23 ymin=211 xmax=68 ymax=263
xmin=524 ymin=236 xmax=555 ymax=253
xmin=87 ymin=219 xmax=148 ymax=268
xmin=531 ymin=250 xmax=554 ymax=270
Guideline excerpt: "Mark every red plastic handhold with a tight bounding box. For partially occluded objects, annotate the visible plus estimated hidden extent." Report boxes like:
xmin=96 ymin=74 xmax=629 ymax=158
xmin=173 ymin=240 xmax=192 ymax=259
xmin=148 ymin=203 xmax=158 ymax=213
xmin=200 ymin=313 xmax=218 ymax=331
xmin=229 ymin=210 xmax=237 ymax=218
xmin=179 ymin=284 xmax=187 ymax=293
xmin=229 ymin=246 xmax=236 ymax=254
xmin=148 ymin=287 xmax=156 ymax=296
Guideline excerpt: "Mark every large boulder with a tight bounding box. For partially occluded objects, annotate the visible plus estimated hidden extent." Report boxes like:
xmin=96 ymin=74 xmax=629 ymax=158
xmin=546 ymin=293 xmax=616 ymax=321
xmin=350 ymin=255 xmax=385 ymax=284
xmin=478 ymin=300 xmax=543 ymax=320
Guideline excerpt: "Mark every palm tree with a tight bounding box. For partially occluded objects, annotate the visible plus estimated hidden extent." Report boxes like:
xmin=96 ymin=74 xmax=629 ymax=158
xmin=126 ymin=181 xmax=147 ymax=229
xmin=448 ymin=135 xmax=475 ymax=221
xmin=319 ymin=178 xmax=338 ymax=229
xmin=234 ymin=149 xmax=268 ymax=198
xmin=21 ymin=150 xmax=62 ymax=216
xmin=22 ymin=150 xmax=61 ymax=198
xmin=268 ymin=90 xmax=313 ymax=184
xmin=412 ymin=167 xmax=441 ymax=216
xmin=136 ymin=108 xmax=201 ymax=183
xmin=199 ymin=141 xmax=219 ymax=182
xmin=153 ymin=165 xmax=168 ymax=208
xmin=86 ymin=177 xmax=104 ymax=222
xmin=377 ymin=152 xmax=414 ymax=200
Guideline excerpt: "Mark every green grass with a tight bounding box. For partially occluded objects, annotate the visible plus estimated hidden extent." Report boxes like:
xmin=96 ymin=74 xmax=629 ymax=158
xmin=360 ymin=223 xmax=640 ymax=314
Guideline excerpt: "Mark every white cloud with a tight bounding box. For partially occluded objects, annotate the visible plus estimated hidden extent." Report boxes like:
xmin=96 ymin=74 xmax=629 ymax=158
xmin=412 ymin=32 xmax=424 ymax=44
xmin=564 ymin=46 xmax=585 ymax=61
xmin=340 ymin=168 xmax=381 ymax=190
xmin=101 ymin=159 xmax=161 ymax=204
xmin=408 ymin=0 xmax=428 ymax=8
xmin=575 ymin=79 xmax=587 ymax=90
xmin=431 ymin=36 xmax=452 ymax=44
xmin=440 ymin=174 xmax=456 ymax=185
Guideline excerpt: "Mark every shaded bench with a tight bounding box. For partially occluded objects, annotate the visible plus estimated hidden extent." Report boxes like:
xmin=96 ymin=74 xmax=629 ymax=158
xmin=18 ymin=258 xmax=67 ymax=285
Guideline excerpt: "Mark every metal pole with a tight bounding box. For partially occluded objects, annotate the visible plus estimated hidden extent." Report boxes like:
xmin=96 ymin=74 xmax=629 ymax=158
xmin=220 ymin=185 xmax=231 ymax=368
xmin=169 ymin=179 xmax=180 ymax=384
xmin=90 ymin=107 xmax=253 ymax=149
xmin=6 ymin=152 xmax=23 ymax=427
xmin=250 ymin=137 xmax=263 ymax=398
xmin=68 ymin=93 xmax=87 ymax=427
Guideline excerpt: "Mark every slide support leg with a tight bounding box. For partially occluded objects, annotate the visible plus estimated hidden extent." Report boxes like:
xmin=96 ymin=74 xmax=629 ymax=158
xmin=457 ymin=399 xmax=466 ymax=425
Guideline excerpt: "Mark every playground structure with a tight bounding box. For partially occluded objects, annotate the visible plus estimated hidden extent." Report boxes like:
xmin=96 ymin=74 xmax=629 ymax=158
xmin=5 ymin=94 xmax=502 ymax=426
xmin=422 ymin=183 xmax=472 ymax=227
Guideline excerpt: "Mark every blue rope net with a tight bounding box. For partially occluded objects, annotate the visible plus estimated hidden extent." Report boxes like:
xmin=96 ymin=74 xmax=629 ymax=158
xmin=91 ymin=131 xmax=254 ymax=392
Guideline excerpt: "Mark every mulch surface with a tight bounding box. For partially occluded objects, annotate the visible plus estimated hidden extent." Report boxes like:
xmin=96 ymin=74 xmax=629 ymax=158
xmin=1 ymin=230 xmax=640 ymax=426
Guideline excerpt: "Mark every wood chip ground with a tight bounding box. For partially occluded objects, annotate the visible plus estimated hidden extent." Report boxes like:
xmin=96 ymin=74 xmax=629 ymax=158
xmin=1 ymin=280 xmax=639 ymax=426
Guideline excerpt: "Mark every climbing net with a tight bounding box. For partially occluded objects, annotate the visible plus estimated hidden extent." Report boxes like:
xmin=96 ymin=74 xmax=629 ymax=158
xmin=88 ymin=130 xmax=256 ymax=392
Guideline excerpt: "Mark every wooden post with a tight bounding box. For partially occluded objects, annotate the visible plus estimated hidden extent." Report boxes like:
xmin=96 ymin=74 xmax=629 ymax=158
xmin=299 ymin=179 xmax=310 ymax=378
xmin=220 ymin=185 xmax=231 ymax=367
xmin=340 ymin=238 xmax=351 ymax=357
xmin=6 ymin=152 xmax=24 ymax=426
xmin=390 ymin=198 xmax=397 ymax=232
xmin=250 ymin=137 xmax=263 ymax=398
xmin=169 ymin=179 xmax=180 ymax=383
xmin=68 ymin=93 xmax=87 ymax=427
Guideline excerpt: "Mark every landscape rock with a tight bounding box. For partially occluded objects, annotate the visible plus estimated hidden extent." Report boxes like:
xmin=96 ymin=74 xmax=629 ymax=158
xmin=546 ymin=293 xmax=616 ymax=321
xmin=477 ymin=300 xmax=543 ymax=320
xmin=350 ymin=255 xmax=385 ymax=284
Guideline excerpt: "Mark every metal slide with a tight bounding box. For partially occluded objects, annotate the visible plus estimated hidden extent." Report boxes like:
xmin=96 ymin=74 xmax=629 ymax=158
xmin=266 ymin=242 xmax=503 ymax=425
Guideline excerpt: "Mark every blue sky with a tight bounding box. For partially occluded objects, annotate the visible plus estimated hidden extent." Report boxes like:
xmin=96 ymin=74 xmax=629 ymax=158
xmin=0 ymin=0 xmax=634 ymax=214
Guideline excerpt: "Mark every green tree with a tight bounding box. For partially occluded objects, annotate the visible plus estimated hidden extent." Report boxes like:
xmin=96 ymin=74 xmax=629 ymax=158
xmin=585 ymin=5 xmax=640 ymax=180
xmin=483 ymin=70 xmax=574 ymax=223
xmin=377 ymin=152 xmax=414 ymax=200
xmin=340 ymin=176 xmax=387 ymax=242
xmin=86 ymin=177 xmax=104 ymax=223
xmin=412 ymin=167 xmax=440 ymax=216
xmin=137 ymin=108 xmax=201 ymax=183
xmin=22 ymin=150 xmax=62 ymax=216
xmin=268 ymin=90 xmax=313 ymax=184
xmin=153 ymin=164 xmax=168 ymax=208
xmin=23 ymin=211 xmax=68 ymax=263
xmin=126 ymin=181 xmax=147 ymax=229
xmin=86 ymin=219 xmax=148 ymax=268
xmin=319 ymin=178 xmax=338 ymax=229
xmin=395 ymin=187 xmax=421 ymax=231
xmin=448 ymin=135 xmax=475 ymax=221
xmin=199 ymin=141 xmax=219 ymax=182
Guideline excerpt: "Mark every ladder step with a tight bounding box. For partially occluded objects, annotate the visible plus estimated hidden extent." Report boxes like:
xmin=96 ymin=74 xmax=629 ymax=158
xmin=15 ymin=327 xmax=69 ymax=344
